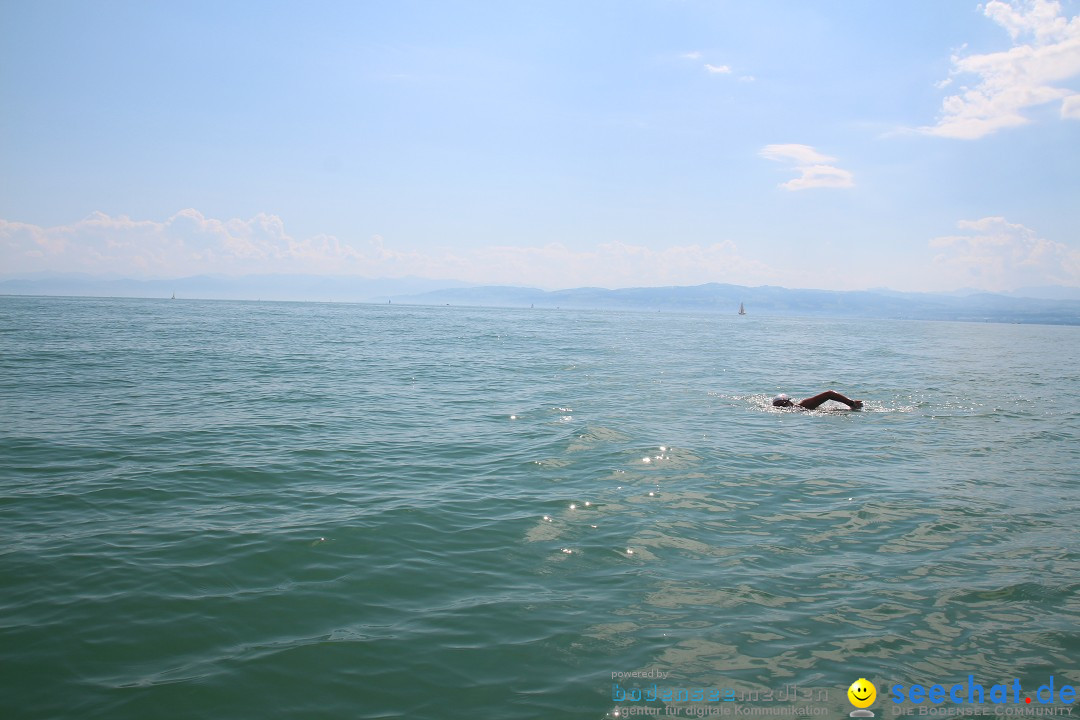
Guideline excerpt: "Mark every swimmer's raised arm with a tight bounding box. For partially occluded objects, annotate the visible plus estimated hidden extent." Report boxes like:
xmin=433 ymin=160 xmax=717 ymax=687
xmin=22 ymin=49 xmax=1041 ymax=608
xmin=796 ymin=390 xmax=862 ymax=410
xmin=772 ymin=390 xmax=863 ymax=410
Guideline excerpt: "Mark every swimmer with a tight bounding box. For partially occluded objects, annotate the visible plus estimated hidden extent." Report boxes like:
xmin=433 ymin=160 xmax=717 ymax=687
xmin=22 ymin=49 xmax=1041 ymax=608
xmin=772 ymin=390 xmax=863 ymax=410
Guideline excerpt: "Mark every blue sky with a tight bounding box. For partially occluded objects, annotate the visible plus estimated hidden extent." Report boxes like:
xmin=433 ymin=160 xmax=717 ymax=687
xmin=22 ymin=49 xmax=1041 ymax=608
xmin=2 ymin=0 xmax=1078 ymax=292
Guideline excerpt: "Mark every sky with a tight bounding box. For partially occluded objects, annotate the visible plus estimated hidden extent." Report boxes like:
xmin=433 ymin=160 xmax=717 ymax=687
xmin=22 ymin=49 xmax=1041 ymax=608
xmin=1 ymin=0 xmax=1079 ymax=293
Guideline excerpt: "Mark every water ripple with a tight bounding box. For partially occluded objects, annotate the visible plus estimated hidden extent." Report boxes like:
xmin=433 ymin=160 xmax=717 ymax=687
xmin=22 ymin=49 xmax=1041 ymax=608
xmin=1 ymin=298 xmax=1078 ymax=719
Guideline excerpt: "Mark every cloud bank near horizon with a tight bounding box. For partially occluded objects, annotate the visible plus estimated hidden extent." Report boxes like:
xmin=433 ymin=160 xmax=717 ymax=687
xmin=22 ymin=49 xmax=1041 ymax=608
xmin=3 ymin=210 xmax=1076 ymax=293
xmin=0 ymin=210 xmax=778 ymax=290
xmin=930 ymin=216 xmax=1080 ymax=290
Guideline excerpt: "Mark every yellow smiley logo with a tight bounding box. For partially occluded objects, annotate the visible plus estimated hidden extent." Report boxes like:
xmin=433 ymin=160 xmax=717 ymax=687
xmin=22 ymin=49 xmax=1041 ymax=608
xmin=848 ymin=678 xmax=877 ymax=709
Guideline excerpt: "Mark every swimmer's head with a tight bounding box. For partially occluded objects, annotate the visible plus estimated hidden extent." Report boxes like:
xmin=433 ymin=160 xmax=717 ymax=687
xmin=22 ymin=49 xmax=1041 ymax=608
xmin=772 ymin=394 xmax=793 ymax=407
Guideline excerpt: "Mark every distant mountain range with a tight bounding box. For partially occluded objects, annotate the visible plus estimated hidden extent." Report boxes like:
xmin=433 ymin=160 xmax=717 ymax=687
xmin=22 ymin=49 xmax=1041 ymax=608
xmin=388 ymin=283 xmax=1080 ymax=325
xmin=2 ymin=274 xmax=1079 ymax=325
xmin=0 ymin=273 xmax=471 ymax=303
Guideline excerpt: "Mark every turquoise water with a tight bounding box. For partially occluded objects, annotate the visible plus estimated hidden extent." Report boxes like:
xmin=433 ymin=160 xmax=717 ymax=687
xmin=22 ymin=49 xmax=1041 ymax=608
xmin=2 ymin=296 xmax=1078 ymax=719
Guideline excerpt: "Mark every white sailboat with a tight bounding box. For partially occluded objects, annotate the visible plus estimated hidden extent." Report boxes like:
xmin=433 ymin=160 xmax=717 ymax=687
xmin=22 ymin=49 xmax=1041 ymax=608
xmin=738 ymin=302 xmax=746 ymax=315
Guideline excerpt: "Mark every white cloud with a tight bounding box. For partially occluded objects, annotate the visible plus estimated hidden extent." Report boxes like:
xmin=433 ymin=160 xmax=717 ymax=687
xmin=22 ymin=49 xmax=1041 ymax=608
xmin=759 ymin=144 xmax=854 ymax=190
xmin=680 ymin=52 xmax=740 ymax=78
xmin=923 ymin=0 xmax=1080 ymax=139
xmin=760 ymin=144 xmax=836 ymax=165
xmin=1062 ymin=93 xmax=1080 ymax=118
xmin=929 ymin=216 xmax=1080 ymax=290
xmin=779 ymin=165 xmax=855 ymax=191
xmin=0 ymin=210 xmax=779 ymax=289
xmin=0 ymin=210 xmax=367 ymax=276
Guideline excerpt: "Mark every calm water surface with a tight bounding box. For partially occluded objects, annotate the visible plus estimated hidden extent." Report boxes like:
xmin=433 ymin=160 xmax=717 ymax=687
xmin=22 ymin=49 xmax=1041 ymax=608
xmin=1 ymin=296 xmax=1078 ymax=719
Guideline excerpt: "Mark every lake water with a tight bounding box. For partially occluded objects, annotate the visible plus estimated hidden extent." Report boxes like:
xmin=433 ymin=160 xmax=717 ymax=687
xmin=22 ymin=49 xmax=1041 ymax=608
xmin=2 ymin=296 xmax=1078 ymax=719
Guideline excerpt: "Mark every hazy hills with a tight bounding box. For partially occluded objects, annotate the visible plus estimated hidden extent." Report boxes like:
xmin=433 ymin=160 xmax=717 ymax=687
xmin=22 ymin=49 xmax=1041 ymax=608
xmin=2 ymin=274 xmax=1079 ymax=325
xmin=389 ymin=283 xmax=1080 ymax=325
xmin=0 ymin=273 xmax=470 ymax=303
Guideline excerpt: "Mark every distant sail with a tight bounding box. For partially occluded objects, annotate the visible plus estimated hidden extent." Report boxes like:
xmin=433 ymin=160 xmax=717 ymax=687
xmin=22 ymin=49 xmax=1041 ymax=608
xmin=738 ymin=302 xmax=746 ymax=315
